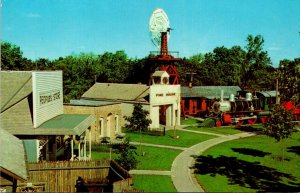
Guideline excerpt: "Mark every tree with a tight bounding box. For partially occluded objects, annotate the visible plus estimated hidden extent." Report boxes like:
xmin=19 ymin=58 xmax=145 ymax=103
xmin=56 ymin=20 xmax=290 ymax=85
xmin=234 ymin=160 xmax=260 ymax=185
xmin=1 ymin=41 xmax=30 ymax=70
xmin=242 ymin=35 xmax=273 ymax=90
xmin=263 ymin=105 xmax=296 ymax=160
xmin=115 ymin=138 xmax=138 ymax=170
xmin=276 ymin=58 xmax=300 ymax=103
xmin=124 ymin=103 xmax=152 ymax=132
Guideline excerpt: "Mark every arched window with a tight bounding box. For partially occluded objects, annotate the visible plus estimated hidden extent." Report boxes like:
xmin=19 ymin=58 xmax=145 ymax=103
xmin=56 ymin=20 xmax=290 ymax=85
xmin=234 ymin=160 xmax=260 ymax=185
xmin=106 ymin=113 xmax=112 ymax=137
xmin=99 ymin=117 xmax=104 ymax=138
xmin=114 ymin=115 xmax=119 ymax=133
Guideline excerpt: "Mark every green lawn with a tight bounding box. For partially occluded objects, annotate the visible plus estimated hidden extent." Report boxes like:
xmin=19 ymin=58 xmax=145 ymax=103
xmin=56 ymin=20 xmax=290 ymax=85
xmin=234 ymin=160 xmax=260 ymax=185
xmin=135 ymin=146 xmax=182 ymax=170
xmin=91 ymin=151 xmax=117 ymax=160
xmin=92 ymin=145 xmax=181 ymax=170
xmin=195 ymin=132 xmax=300 ymax=192
xmin=180 ymin=117 xmax=200 ymax=125
xmin=132 ymin=175 xmax=176 ymax=192
xmin=125 ymin=130 xmax=216 ymax=147
xmin=184 ymin=125 xmax=243 ymax=135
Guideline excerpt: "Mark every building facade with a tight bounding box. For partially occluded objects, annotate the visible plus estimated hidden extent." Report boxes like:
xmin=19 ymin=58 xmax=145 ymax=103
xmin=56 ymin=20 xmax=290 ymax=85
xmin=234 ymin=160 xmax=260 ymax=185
xmin=0 ymin=71 xmax=95 ymax=162
xmin=64 ymin=100 xmax=122 ymax=142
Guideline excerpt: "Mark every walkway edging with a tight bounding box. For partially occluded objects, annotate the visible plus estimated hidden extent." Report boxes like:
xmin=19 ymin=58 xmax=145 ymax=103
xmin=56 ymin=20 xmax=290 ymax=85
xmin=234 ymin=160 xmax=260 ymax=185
xmin=171 ymin=132 xmax=256 ymax=192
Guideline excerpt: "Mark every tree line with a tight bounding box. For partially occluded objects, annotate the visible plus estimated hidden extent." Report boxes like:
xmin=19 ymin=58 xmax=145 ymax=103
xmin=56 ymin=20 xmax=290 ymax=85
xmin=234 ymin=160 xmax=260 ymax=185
xmin=1 ymin=34 xmax=299 ymax=103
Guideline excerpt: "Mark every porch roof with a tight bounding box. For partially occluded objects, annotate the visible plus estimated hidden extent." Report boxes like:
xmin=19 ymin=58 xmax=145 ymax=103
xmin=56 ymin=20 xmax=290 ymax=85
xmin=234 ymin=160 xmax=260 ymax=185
xmin=4 ymin=114 xmax=95 ymax=136
xmin=37 ymin=114 xmax=96 ymax=136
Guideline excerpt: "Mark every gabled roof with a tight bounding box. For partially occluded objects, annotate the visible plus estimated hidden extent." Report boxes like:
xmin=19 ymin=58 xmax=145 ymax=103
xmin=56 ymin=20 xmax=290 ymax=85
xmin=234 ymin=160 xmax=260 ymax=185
xmin=0 ymin=97 xmax=33 ymax=132
xmin=1 ymin=71 xmax=32 ymax=112
xmin=0 ymin=128 xmax=28 ymax=181
xmin=82 ymin=83 xmax=150 ymax=102
xmin=68 ymin=99 xmax=120 ymax=107
xmin=181 ymin=86 xmax=241 ymax=99
xmin=152 ymin=71 xmax=169 ymax=77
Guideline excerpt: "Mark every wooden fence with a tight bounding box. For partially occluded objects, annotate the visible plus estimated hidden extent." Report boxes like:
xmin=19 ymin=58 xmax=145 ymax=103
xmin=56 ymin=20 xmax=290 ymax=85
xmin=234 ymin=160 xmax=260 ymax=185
xmin=23 ymin=160 xmax=117 ymax=192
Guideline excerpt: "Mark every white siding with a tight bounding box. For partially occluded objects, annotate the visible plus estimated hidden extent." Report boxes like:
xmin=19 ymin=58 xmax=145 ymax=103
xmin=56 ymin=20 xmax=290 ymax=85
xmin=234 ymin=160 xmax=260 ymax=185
xmin=32 ymin=71 xmax=63 ymax=127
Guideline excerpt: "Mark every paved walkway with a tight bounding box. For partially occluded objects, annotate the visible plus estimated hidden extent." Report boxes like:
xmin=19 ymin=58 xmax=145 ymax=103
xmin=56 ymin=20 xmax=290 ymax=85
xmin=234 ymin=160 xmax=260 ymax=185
xmin=129 ymin=130 xmax=256 ymax=192
xmin=171 ymin=132 xmax=256 ymax=192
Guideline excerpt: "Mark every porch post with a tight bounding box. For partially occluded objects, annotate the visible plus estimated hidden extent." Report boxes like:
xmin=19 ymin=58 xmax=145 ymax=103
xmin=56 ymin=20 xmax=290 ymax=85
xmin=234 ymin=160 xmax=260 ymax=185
xmin=84 ymin=138 xmax=87 ymax=160
xmin=71 ymin=138 xmax=74 ymax=161
xmin=89 ymin=128 xmax=92 ymax=159
xmin=78 ymin=142 xmax=81 ymax=160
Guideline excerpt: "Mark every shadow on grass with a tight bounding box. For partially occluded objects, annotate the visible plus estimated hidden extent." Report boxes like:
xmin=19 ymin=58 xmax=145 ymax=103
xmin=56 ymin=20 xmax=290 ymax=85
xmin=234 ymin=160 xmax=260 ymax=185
xmin=192 ymin=155 xmax=300 ymax=191
xmin=287 ymin=146 xmax=300 ymax=156
xmin=235 ymin=126 xmax=263 ymax=133
xmin=232 ymin=148 xmax=271 ymax=157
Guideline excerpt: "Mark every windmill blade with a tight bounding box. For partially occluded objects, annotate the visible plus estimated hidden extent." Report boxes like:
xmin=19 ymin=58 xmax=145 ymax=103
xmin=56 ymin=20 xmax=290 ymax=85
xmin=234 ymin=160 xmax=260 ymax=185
xmin=149 ymin=8 xmax=170 ymax=49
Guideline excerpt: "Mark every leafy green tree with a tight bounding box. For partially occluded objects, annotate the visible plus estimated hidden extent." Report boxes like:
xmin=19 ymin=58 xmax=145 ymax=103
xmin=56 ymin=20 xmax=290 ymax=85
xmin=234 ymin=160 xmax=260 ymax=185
xmin=264 ymin=105 xmax=296 ymax=160
xmin=1 ymin=41 xmax=29 ymax=70
xmin=124 ymin=103 xmax=152 ymax=132
xmin=34 ymin=58 xmax=53 ymax=70
xmin=242 ymin=35 xmax=273 ymax=90
xmin=115 ymin=138 xmax=138 ymax=170
xmin=276 ymin=58 xmax=300 ymax=103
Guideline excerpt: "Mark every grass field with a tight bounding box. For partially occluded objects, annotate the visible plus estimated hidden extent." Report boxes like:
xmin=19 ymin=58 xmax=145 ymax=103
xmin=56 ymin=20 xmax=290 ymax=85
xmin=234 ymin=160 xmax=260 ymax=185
xmin=195 ymin=131 xmax=300 ymax=192
xmin=125 ymin=130 xmax=216 ymax=147
xmin=135 ymin=146 xmax=182 ymax=170
xmin=184 ymin=125 xmax=243 ymax=135
xmin=180 ymin=117 xmax=200 ymax=125
xmin=92 ymin=145 xmax=181 ymax=170
xmin=132 ymin=175 xmax=176 ymax=192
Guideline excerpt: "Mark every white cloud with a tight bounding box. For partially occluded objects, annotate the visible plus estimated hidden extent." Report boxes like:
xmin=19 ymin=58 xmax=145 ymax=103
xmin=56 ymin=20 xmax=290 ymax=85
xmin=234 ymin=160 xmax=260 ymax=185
xmin=26 ymin=13 xmax=41 ymax=18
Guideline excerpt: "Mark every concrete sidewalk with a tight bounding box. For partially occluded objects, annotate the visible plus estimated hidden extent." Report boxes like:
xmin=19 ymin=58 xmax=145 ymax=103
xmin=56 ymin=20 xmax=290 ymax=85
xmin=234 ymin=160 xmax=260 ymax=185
xmin=171 ymin=132 xmax=256 ymax=192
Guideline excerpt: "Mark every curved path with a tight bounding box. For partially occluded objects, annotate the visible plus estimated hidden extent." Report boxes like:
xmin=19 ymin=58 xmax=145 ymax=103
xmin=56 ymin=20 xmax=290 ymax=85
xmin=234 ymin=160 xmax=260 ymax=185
xmin=171 ymin=132 xmax=256 ymax=192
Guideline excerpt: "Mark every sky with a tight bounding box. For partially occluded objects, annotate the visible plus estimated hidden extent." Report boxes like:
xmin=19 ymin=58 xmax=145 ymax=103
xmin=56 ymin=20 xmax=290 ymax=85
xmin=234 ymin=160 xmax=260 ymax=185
xmin=2 ymin=0 xmax=300 ymax=67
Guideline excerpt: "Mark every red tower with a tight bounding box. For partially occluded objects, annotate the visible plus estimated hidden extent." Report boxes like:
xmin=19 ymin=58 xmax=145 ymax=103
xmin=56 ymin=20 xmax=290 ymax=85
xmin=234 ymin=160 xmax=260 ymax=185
xmin=148 ymin=31 xmax=182 ymax=85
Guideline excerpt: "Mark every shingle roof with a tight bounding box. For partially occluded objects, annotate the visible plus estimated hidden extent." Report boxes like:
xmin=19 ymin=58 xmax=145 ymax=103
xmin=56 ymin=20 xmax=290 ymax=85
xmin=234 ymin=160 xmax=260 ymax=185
xmin=181 ymin=86 xmax=241 ymax=99
xmin=0 ymin=128 xmax=28 ymax=181
xmin=1 ymin=71 xmax=32 ymax=112
xmin=82 ymin=83 xmax=150 ymax=102
xmin=0 ymin=97 xmax=33 ymax=132
xmin=68 ymin=99 xmax=120 ymax=106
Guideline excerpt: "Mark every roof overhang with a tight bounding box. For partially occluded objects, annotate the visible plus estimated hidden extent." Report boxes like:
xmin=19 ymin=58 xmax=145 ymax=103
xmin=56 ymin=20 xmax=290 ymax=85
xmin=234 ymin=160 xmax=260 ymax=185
xmin=4 ymin=114 xmax=96 ymax=136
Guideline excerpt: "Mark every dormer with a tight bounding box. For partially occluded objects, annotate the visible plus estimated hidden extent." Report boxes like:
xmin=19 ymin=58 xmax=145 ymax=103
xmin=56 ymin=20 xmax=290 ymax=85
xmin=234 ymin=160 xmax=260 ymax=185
xmin=152 ymin=71 xmax=170 ymax=85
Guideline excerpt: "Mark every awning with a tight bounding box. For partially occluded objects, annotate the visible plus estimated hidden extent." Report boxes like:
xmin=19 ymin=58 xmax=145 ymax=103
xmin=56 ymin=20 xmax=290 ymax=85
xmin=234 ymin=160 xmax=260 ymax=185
xmin=4 ymin=114 xmax=96 ymax=136
xmin=37 ymin=114 xmax=96 ymax=136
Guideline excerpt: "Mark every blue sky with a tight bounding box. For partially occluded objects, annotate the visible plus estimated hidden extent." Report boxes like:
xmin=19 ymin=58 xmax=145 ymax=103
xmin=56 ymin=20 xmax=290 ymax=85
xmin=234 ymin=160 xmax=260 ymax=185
xmin=2 ymin=0 xmax=300 ymax=67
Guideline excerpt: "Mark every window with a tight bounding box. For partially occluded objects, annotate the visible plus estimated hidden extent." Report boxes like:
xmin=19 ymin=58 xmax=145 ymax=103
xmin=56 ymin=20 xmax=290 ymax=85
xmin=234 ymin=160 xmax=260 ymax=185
xmin=114 ymin=115 xmax=119 ymax=133
xmin=99 ymin=118 xmax=104 ymax=137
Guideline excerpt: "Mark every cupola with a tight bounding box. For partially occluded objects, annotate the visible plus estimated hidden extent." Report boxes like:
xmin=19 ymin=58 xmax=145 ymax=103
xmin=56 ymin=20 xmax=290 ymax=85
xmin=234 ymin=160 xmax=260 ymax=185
xmin=152 ymin=71 xmax=170 ymax=85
